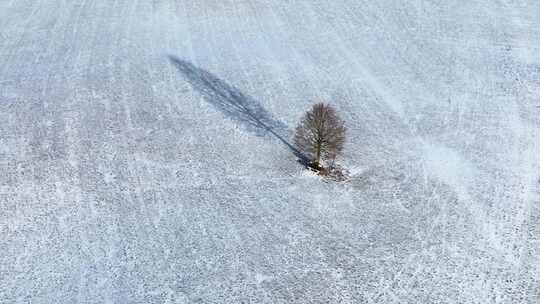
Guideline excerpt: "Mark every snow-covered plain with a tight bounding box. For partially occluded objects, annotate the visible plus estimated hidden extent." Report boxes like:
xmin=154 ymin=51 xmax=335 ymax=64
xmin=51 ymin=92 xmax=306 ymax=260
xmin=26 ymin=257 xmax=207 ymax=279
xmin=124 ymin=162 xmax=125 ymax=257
xmin=1 ymin=0 xmax=539 ymax=303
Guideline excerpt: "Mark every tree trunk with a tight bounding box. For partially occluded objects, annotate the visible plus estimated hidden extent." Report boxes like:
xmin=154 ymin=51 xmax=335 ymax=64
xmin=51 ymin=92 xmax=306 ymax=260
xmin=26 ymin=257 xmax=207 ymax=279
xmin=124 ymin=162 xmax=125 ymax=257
xmin=315 ymin=142 xmax=321 ymax=167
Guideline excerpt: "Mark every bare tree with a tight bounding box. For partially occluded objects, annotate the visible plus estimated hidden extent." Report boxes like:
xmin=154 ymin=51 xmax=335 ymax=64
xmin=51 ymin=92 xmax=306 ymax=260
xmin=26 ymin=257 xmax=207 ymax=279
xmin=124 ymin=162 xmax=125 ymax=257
xmin=294 ymin=102 xmax=346 ymax=170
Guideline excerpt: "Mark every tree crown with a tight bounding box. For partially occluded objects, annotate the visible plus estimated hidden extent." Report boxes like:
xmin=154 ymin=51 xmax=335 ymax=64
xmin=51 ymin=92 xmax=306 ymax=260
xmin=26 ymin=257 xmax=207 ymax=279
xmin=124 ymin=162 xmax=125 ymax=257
xmin=294 ymin=102 xmax=346 ymax=167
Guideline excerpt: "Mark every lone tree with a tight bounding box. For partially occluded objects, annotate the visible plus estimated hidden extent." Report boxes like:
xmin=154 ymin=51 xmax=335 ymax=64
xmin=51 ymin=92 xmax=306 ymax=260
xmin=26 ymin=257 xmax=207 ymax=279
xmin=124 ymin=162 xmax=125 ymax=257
xmin=294 ymin=102 xmax=346 ymax=170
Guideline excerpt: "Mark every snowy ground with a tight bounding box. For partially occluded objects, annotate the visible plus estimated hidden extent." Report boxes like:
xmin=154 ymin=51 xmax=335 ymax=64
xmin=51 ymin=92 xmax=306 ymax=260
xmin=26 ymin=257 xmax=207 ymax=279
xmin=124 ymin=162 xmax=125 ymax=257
xmin=1 ymin=1 xmax=539 ymax=303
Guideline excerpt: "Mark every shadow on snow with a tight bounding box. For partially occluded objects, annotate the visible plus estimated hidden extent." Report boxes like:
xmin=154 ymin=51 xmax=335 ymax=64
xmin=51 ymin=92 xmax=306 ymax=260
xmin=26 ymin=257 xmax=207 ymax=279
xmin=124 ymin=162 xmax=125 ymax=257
xmin=168 ymin=55 xmax=308 ymax=165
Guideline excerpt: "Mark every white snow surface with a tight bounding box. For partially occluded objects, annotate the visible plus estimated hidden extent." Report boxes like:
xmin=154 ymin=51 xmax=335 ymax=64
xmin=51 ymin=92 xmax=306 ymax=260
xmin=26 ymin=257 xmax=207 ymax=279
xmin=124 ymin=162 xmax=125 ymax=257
xmin=1 ymin=1 xmax=540 ymax=303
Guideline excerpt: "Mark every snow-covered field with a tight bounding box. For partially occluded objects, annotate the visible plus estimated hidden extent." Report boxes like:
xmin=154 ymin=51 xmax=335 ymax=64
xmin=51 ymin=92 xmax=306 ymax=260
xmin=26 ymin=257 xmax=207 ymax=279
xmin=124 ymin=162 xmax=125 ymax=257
xmin=1 ymin=1 xmax=539 ymax=303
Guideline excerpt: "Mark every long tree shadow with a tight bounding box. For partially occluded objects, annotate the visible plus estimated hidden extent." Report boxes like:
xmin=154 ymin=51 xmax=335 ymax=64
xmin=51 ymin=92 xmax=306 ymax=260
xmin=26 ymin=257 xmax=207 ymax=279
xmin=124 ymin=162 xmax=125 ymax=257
xmin=168 ymin=55 xmax=308 ymax=164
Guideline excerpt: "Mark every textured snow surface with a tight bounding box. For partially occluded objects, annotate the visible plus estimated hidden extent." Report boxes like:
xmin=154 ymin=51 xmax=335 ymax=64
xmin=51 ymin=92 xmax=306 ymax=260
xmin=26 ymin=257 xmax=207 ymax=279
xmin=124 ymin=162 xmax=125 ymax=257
xmin=1 ymin=1 xmax=540 ymax=303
